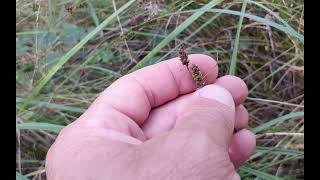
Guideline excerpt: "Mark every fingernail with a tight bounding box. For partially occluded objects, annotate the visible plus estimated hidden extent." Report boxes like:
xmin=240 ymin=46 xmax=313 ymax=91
xmin=198 ymin=84 xmax=235 ymax=107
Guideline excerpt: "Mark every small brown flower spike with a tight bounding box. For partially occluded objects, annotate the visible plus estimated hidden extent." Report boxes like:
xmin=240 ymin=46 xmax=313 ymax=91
xmin=191 ymin=64 xmax=205 ymax=88
xmin=179 ymin=44 xmax=189 ymax=66
xmin=178 ymin=44 xmax=205 ymax=89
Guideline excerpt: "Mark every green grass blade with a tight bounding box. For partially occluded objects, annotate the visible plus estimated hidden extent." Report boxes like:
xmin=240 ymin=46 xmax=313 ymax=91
xmin=248 ymin=0 xmax=297 ymax=33
xmin=240 ymin=166 xmax=284 ymax=180
xmin=130 ymin=7 xmax=303 ymax=73
xmin=16 ymin=172 xmax=29 ymax=180
xmin=229 ymin=0 xmax=248 ymax=75
xmin=175 ymin=8 xmax=303 ymax=41
xmin=147 ymin=8 xmax=303 ymax=43
xmin=141 ymin=8 xmax=303 ymax=41
xmin=85 ymin=65 xmax=122 ymax=77
xmin=20 ymin=0 xmax=136 ymax=112
xmin=207 ymin=9 xmax=303 ymax=41
xmin=16 ymin=31 xmax=52 ymax=35
xmin=255 ymin=146 xmax=304 ymax=156
xmin=155 ymin=4 xmax=234 ymax=64
xmin=258 ymin=154 xmax=304 ymax=171
xmin=251 ymin=112 xmax=304 ymax=133
xmin=19 ymin=159 xmax=42 ymax=164
xmin=48 ymin=0 xmax=54 ymax=27
xmin=16 ymin=122 xmax=64 ymax=133
xmin=129 ymin=0 xmax=224 ymax=72
xmin=87 ymin=0 xmax=100 ymax=27
xmin=16 ymin=97 xmax=86 ymax=113
xmin=54 ymin=41 xmax=116 ymax=91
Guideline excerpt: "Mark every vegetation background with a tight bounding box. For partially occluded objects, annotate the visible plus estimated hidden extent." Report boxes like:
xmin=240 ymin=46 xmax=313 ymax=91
xmin=16 ymin=0 xmax=304 ymax=179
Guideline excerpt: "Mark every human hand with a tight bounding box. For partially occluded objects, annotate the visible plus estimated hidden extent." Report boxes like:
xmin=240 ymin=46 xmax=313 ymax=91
xmin=45 ymin=54 xmax=256 ymax=180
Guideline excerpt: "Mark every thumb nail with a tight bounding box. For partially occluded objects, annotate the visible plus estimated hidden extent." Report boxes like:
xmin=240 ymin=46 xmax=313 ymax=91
xmin=197 ymin=84 xmax=235 ymax=108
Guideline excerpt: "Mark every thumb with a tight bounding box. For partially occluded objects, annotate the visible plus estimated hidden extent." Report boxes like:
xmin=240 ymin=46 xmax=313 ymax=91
xmin=174 ymin=84 xmax=236 ymax=149
xmin=162 ymin=84 xmax=239 ymax=179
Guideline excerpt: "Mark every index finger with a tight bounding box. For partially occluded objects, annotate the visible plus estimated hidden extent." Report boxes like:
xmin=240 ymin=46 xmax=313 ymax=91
xmin=86 ymin=54 xmax=218 ymax=125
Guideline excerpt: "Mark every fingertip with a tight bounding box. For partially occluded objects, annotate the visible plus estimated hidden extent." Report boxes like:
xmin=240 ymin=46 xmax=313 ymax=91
xmin=235 ymin=105 xmax=249 ymax=130
xmin=215 ymin=75 xmax=248 ymax=105
xmin=229 ymin=129 xmax=256 ymax=168
xmin=188 ymin=54 xmax=219 ymax=84
xmin=197 ymin=84 xmax=235 ymax=109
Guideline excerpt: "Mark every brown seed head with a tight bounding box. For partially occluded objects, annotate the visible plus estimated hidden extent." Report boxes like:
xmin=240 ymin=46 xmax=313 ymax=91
xmin=179 ymin=44 xmax=189 ymax=66
xmin=191 ymin=64 xmax=205 ymax=88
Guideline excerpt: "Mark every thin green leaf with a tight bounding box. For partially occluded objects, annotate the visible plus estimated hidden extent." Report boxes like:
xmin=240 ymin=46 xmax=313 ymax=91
xmin=155 ymin=4 xmax=234 ymax=64
xmin=16 ymin=122 xmax=64 ymax=133
xmin=54 ymin=41 xmax=115 ymax=91
xmin=229 ymin=0 xmax=248 ymax=75
xmin=240 ymin=166 xmax=284 ymax=180
xmin=130 ymin=7 xmax=303 ymax=72
xmin=16 ymin=97 xmax=85 ymax=113
xmin=259 ymin=154 xmax=304 ymax=172
xmin=20 ymin=0 xmax=136 ymax=112
xmin=16 ymin=172 xmax=29 ymax=180
xmin=251 ymin=112 xmax=304 ymax=133
xmin=16 ymin=30 xmax=53 ymax=35
xmin=84 ymin=65 xmax=122 ymax=77
xmin=172 ymin=8 xmax=303 ymax=41
xmin=129 ymin=0 xmax=224 ymax=72
xmin=48 ymin=0 xmax=54 ymax=27
xmin=206 ymin=9 xmax=303 ymax=41
xmin=87 ymin=0 xmax=100 ymax=27
xmin=248 ymin=0 xmax=297 ymax=34
xmin=19 ymin=159 xmax=42 ymax=164
xmin=139 ymin=7 xmax=302 ymax=41
xmin=256 ymin=146 xmax=304 ymax=156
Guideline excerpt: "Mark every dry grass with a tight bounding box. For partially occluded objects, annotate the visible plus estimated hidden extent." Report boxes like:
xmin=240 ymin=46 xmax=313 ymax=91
xmin=16 ymin=0 xmax=304 ymax=179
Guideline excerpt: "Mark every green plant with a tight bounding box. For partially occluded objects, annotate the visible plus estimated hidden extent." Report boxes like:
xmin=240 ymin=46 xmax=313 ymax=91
xmin=16 ymin=0 xmax=304 ymax=179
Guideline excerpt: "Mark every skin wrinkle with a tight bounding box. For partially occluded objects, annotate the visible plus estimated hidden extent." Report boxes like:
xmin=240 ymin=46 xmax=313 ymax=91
xmin=134 ymin=133 xmax=186 ymax=179
xmin=174 ymin=135 xmax=203 ymax=179
xmin=164 ymin=131 xmax=232 ymax=180
xmin=104 ymin=115 xmax=132 ymax=137
xmin=75 ymin=143 xmax=127 ymax=179
xmin=46 ymin=129 xmax=84 ymax=179
xmin=98 ymin=110 xmax=131 ymax=135
xmin=160 ymin=103 xmax=179 ymax=136
xmin=80 ymin=106 xmax=147 ymax=141
xmin=101 ymin=145 xmax=140 ymax=179
xmin=128 ymin=149 xmax=156 ymax=179
xmin=131 ymin=73 xmax=155 ymax=108
xmin=164 ymin=62 xmax=182 ymax=96
xmin=187 ymin=152 xmax=232 ymax=179
xmin=110 ymin=107 xmax=145 ymax=140
xmin=165 ymin=136 xmax=189 ymax=180
xmin=177 ymin=104 xmax=234 ymax=137
xmin=49 ymin=128 xmax=136 ymax=179
xmin=107 ymin=100 xmax=144 ymax=124
xmin=143 ymin=117 xmax=231 ymax=180
xmin=94 ymin=75 xmax=151 ymax=124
